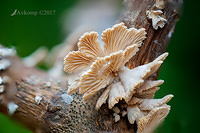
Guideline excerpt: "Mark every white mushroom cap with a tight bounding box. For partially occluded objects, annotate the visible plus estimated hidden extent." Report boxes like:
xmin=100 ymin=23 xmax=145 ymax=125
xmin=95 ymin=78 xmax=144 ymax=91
xmin=118 ymin=52 xmax=168 ymax=103
xmin=136 ymin=87 xmax=160 ymax=99
xmin=146 ymin=10 xmax=167 ymax=30
xmin=136 ymin=80 xmax=164 ymax=94
xmin=139 ymin=94 xmax=174 ymax=110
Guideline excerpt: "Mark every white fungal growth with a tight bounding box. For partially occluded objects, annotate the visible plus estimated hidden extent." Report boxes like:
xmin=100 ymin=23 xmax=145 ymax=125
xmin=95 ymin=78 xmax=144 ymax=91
xmin=0 ymin=77 xmax=3 ymax=84
xmin=61 ymin=93 xmax=73 ymax=104
xmin=35 ymin=95 xmax=42 ymax=105
xmin=0 ymin=59 xmax=11 ymax=70
xmin=146 ymin=10 xmax=167 ymax=30
xmin=7 ymin=102 xmax=18 ymax=115
xmin=0 ymin=85 xmax=4 ymax=93
xmin=0 ymin=48 xmax=16 ymax=57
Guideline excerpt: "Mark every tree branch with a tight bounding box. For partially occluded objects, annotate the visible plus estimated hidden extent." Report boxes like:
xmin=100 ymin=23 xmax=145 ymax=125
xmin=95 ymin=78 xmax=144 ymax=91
xmin=0 ymin=0 xmax=182 ymax=132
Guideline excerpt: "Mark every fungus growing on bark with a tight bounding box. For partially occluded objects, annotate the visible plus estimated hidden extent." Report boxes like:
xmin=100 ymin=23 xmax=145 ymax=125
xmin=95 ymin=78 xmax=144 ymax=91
xmin=7 ymin=102 xmax=18 ymax=115
xmin=35 ymin=95 xmax=42 ymax=105
xmin=63 ymin=22 xmax=173 ymax=131
xmin=0 ymin=47 xmax=16 ymax=57
xmin=64 ymin=22 xmax=146 ymax=96
xmin=146 ymin=10 xmax=167 ymax=30
xmin=0 ymin=85 xmax=4 ymax=93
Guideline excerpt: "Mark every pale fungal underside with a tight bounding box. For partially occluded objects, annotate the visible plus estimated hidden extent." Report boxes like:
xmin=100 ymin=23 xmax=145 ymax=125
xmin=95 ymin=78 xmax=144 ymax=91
xmin=63 ymin=22 xmax=173 ymax=132
xmin=146 ymin=10 xmax=167 ymax=30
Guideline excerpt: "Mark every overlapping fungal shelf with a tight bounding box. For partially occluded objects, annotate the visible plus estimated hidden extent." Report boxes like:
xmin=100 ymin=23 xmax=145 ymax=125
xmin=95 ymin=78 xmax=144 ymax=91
xmin=64 ymin=22 xmax=173 ymax=132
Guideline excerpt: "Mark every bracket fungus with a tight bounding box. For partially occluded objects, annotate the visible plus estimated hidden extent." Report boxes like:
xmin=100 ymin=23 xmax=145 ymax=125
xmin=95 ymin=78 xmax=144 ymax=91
xmin=146 ymin=10 xmax=167 ymax=30
xmin=63 ymin=22 xmax=173 ymax=131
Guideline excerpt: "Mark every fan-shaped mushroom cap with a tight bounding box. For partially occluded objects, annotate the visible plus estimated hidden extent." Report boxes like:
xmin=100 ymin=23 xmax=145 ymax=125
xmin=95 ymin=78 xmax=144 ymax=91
xmin=146 ymin=10 xmax=167 ymax=30
xmin=78 ymin=32 xmax=104 ymax=58
xmin=79 ymin=51 xmax=124 ymax=99
xmin=64 ymin=51 xmax=94 ymax=73
xmin=136 ymin=80 xmax=164 ymax=94
xmin=64 ymin=31 xmax=105 ymax=74
xmin=64 ymin=23 xmax=147 ymax=100
xmin=137 ymin=106 xmax=170 ymax=133
xmin=134 ymin=79 xmax=164 ymax=99
xmin=136 ymin=87 xmax=160 ymax=99
xmin=139 ymin=94 xmax=173 ymax=110
xmin=102 ymin=22 xmax=146 ymax=55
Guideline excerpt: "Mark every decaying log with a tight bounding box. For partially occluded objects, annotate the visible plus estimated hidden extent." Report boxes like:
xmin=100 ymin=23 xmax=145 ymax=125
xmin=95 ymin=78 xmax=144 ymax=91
xmin=0 ymin=0 xmax=182 ymax=132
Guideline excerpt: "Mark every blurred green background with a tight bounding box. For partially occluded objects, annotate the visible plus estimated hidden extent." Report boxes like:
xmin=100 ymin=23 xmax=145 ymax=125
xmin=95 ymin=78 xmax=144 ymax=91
xmin=0 ymin=0 xmax=199 ymax=133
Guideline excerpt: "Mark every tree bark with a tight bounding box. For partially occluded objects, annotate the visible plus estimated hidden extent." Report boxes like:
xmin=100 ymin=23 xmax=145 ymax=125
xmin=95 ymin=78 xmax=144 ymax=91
xmin=0 ymin=0 xmax=182 ymax=132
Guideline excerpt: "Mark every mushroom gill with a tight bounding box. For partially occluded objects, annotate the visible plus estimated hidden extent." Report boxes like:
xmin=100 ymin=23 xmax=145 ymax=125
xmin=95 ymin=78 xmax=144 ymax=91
xmin=63 ymin=22 xmax=173 ymax=132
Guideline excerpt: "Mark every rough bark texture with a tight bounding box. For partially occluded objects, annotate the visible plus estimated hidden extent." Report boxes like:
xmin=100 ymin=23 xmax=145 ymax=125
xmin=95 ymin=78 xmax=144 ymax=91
xmin=0 ymin=0 xmax=182 ymax=132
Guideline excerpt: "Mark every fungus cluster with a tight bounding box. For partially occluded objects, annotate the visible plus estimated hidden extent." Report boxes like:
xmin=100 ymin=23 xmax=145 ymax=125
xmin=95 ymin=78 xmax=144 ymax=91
xmin=146 ymin=0 xmax=167 ymax=30
xmin=63 ymin=23 xmax=173 ymax=132
xmin=0 ymin=47 xmax=18 ymax=115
